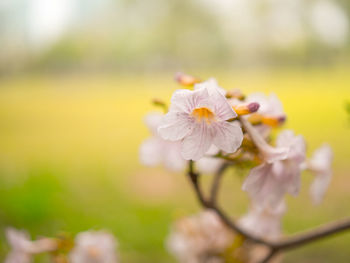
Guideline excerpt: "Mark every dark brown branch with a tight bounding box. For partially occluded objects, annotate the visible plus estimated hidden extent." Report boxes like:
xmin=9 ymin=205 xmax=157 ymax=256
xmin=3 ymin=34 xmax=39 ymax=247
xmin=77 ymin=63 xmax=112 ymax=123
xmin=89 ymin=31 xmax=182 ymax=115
xmin=259 ymin=248 xmax=277 ymax=263
xmin=275 ymin=218 xmax=350 ymax=250
xmin=186 ymin=161 xmax=350 ymax=263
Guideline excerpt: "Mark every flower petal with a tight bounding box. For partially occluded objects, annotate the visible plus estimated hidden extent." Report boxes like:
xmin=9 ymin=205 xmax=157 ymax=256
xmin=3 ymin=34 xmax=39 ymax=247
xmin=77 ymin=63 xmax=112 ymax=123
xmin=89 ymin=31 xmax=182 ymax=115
xmin=169 ymin=88 xmax=209 ymax=113
xmin=212 ymin=121 xmax=243 ymax=153
xmin=158 ymin=112 xmax=193 ymax=141
xmin=139 ymin=137 xmax=163 ymax=167
xmin=181 ymin=123 xmax=213 ymax=160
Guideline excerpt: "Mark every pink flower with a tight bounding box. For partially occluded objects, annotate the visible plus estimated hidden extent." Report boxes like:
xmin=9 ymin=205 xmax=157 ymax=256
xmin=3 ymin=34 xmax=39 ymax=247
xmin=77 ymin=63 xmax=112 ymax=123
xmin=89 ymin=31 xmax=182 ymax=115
xmin=239 ymin=202 xmax=286 ymax=241
xmin=308 ymin=144 xmax=333 ymax=204
xmin=5 ymin=228 xmax=57 ymax=263
xmin=196 ymin=145 xmax=225 ymax=174
xmin=140 ymin=112 xmax=186 ymax=171
xmin=158 ymin=83 xmax=243 ymax=160
xmin=242 ymin=130 xmax=306 ymax=209
xmin=246 ymin=93 xmax=285 ymax=118
xmin=166 ymin=210 xmax=234 ymax=263
xmin=69 ymin=230 xmax=119 ymax=263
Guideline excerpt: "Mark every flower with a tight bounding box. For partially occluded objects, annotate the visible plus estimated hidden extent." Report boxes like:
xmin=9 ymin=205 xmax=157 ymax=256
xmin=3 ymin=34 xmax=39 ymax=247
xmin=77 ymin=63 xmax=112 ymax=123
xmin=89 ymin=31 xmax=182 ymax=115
xmin=242 ymin=130 xmax=306 ymax=209
xmin=239 ymin=202 xmax=286 ymax=241
xmin=5 ymin=228 xmax=57 ymax=263
xmin=140 ymin=112 xmax=186 ymax=171
xmin=307 ymin=144 xmax=333 ymax=204
xmin=158 ymin=81 xmax=243 ymax=160
xmin=246 ymin=93 xmax=286 ymax=126
xmin=69 ymin=230 xmax=118 ymax=263
xmin=196 ymin=145 xmax=225 ymax=174
xmin=166 ymin=210 xmax=234 ymax=263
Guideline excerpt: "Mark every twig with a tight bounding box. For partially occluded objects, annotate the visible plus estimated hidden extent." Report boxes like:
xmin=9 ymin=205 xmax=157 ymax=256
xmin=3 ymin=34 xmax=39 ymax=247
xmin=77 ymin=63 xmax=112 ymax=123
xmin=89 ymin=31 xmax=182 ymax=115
xmin=186 ymin=161 xmax=350 ymax=263
xmin=210 ymin=163 xmax=230 ymax=204
xmin=259 ymin=248 xmax=277 ymax=263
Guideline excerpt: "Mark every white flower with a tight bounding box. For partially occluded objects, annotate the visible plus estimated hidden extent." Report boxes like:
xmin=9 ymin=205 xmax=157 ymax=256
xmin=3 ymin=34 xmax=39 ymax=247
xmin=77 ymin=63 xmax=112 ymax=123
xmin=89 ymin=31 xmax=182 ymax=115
xmin=239 ymin=202 xmax=286 ymax=241
xmin=196 ymin=145 xmax=225 ymax=174
xmin=166 ymin=210 xmax=234 ymax=263
xmin=158 ymin=82 xmax=243 ymax=160
xmin=242 ymin=130 xmax=306 ymax=209
xmin=246 ymin=92 xmax=285 ymax=119
xmin=310 ymin=0 xmax=349 ymax=48
xmin=140 ymin=112 xmax=186 ymax=171
xmin=308 ymin=144 xmax=333 ymax=204
xmin=69 ymin=230 xmax=119 ymax=263
xmin=5 ymin=228 xmax=57 ymax=263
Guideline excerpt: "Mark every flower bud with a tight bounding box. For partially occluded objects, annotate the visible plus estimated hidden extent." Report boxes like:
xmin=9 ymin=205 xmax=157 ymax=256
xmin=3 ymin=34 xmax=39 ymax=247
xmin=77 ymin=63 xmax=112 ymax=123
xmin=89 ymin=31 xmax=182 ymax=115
xmin=261 ymin=115 xmax=286 ymax=127
xmin=233 ymin=102 xmax=260 ymax=116
xmin=174 ymin=72 xmax=201 ymax=86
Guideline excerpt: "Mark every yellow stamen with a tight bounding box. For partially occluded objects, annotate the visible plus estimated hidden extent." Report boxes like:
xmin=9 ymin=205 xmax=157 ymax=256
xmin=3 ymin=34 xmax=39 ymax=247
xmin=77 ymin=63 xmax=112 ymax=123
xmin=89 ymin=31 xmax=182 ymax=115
xmin=191 ymin=107 xmax=215 ymax=124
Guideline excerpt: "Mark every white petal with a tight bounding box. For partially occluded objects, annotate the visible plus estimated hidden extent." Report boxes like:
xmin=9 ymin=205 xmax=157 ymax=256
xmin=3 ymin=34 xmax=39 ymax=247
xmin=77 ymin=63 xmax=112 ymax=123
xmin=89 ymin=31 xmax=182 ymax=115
xmin=243 ymin=163 xmax=285 ymax=209
xmin=212 ymin=121 xmax=243 ymax=153
xmin=181 ymin=123 xmax=213 ymax=161
xmin=163 ymin=141 xmax=186 ymax=172
xmin=310 ymin=171 xmax=332 ymax=204
xmin=139 ymin=137 xmax=163 ymax=167
xmin=158 ymin=112 xmax=193 ymax=141
xmin=196 ymin=156 xmax=225 ymax=174
xmin=169 ymin=88 xmax=209 ymax=113
xmin=144 ymin=112 xmax=164 ymax=134
xmin=309 ymin=144 xmax=333 ymax=172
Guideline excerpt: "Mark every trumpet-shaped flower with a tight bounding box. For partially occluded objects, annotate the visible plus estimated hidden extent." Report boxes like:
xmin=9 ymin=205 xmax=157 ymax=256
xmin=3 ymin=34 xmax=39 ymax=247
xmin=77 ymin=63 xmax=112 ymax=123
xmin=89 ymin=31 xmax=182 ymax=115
xmin=140 ymin=112 xmax=186 ymax=171
xmin=246 ymin=93 xmax=285 ymax=118
xmin=69 ymin=230 xmax=118 ymax=263
xmin=242 ymin=130 xmax=306 ymax=209
xmin=308 ymin=144 xmax=333 ymax=204
xmin=5 ymin=228 xmax=57 ymax=263
xmin=158 ymin=83 xmax=243 ymax=160
xmin=166 ymin=210 xmax=234 ymax=263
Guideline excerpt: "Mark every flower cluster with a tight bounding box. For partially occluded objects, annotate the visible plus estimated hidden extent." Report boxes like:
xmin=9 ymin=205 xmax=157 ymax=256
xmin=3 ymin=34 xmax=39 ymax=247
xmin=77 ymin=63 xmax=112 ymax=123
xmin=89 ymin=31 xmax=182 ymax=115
xmin=4 ymin=228 xmax=119 ymax=263
xmin=140 ymin=72 xmax=334 ymax=262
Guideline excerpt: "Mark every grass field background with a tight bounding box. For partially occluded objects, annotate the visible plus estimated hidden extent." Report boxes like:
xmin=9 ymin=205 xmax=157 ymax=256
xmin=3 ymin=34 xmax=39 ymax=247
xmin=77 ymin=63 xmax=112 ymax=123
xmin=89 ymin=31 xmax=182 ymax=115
xmin=0 ymin=68 xmax=349 ymax=262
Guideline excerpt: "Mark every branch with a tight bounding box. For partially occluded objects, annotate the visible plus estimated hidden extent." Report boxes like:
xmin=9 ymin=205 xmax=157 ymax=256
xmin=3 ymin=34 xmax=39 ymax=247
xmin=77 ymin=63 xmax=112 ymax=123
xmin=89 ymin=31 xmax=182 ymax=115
xmin=186 ymin=161 xmax=350 ymax=262
xmin=210 ymin=163 xmax=230 ymax=204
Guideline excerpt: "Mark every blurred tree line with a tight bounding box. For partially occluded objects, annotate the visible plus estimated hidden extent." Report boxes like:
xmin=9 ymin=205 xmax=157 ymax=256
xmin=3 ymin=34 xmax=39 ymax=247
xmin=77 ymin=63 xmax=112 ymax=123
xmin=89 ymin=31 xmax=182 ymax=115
xmin=0 ymin=0 xmax=349 ymax=74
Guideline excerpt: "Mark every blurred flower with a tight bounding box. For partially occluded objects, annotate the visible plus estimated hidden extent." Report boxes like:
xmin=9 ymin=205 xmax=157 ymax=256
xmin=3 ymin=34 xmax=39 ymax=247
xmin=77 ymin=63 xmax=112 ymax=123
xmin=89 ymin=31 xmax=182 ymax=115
xmin=69 ymin=230 xmax=118 ymax=263
xmin=158 ymin=82 xmax=243 ymax=160
xmin=5 ymin=227 xmax=57 ymax=263
xmin=242 ymin=130 xmax=306 ymax=209
xmin=310 ymin=0 xmax=349 ymax=48
xmin=166 ymin=210 xmax=234 ymax=263
xmin=246 ymin=93 xmax=286 ymax=126
xmin=196 ymin=145 xmax=225 ymax=174
xmin=308 ymin=144 xmax=333 ymax=204
xmin=239 ymin=202 xmax=286 ymax=241
xmin=140 ymin=112 xmax=186 ymax=171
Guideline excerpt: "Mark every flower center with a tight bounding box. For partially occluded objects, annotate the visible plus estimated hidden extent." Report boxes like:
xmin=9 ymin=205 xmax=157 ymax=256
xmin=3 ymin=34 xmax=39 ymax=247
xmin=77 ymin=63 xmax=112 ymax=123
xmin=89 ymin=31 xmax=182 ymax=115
xmin=191 ymin=107 xmax=215 ymax=123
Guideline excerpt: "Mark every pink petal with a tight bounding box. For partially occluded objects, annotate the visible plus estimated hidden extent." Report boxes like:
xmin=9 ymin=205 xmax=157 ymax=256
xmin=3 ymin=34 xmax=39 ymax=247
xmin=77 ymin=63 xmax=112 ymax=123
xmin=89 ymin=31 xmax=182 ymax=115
xmin=212 ymin=121 xmax=243 ymax=153
xmin=158 ymin=112 xmax=193 ymax=141
xmin=181 ymin=123 xmax=213 ymax=160
xmin=169 ymin=88 xmax=209 ymax=113
xmin=139 ymin=137 xmax=163 ymax=167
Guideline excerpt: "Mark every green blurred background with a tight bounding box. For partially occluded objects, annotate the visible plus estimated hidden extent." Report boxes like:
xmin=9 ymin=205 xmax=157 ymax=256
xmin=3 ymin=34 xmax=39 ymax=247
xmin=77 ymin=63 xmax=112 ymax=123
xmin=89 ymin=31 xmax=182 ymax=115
xmin=0 ymin=0 xmax=350 ymax=262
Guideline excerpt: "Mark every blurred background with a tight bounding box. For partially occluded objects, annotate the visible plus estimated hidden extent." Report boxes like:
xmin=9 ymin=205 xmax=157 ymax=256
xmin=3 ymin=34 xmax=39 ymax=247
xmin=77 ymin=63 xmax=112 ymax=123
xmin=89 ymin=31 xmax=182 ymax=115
xmin=0 ymin=0 xmax=350 ymax=262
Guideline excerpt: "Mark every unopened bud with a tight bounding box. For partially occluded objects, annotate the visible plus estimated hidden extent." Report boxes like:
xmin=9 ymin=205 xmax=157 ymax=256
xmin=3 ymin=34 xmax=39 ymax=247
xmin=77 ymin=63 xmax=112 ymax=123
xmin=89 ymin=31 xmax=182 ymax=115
xmin=152 ymin=98 xmax=168 ymax=112
xmin=233 ymin=102 xmax=260 ymax=116
xmin=174 ymin=72 xmax=201 ymax=86
xmin=226 ymin=89 xmax=245 ymax=100
xmin=261 ymin=115 xmax=286 ymax=127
